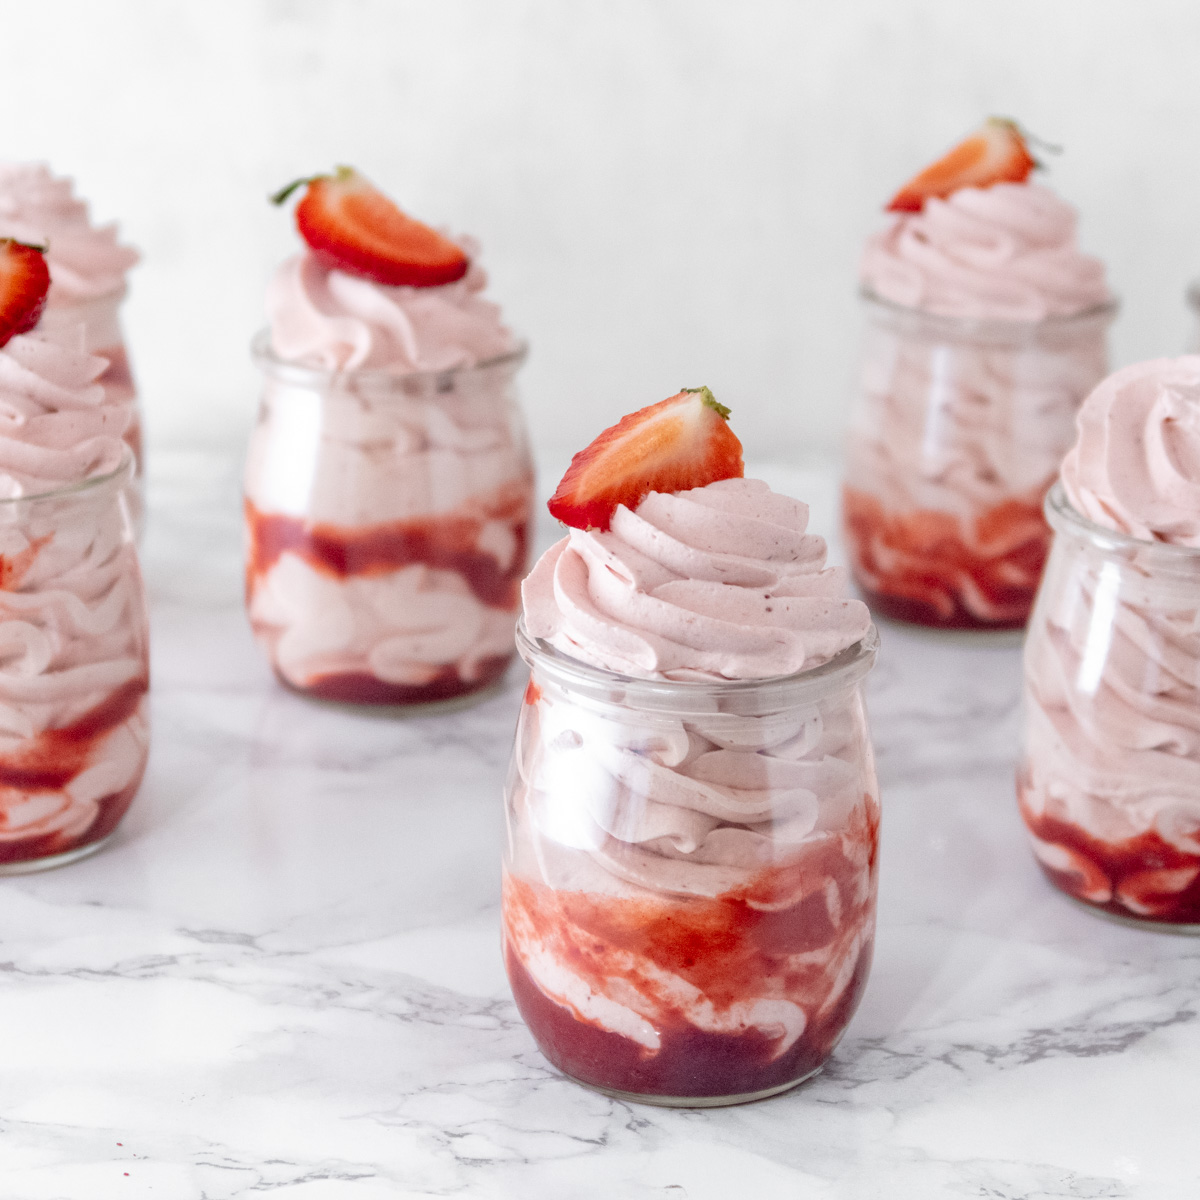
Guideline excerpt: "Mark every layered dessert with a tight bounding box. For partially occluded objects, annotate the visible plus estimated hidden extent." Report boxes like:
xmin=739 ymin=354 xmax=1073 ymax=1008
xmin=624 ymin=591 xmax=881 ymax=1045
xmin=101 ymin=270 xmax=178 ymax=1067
xmin=0 ymin=240 xmax=149 ymax=869
xmin=843 ymin=118 xmax=1113 ymax=628
xmin=244 ymin=168 xmax=533 ymax=705
xmin=504 ymin=390 xmax=881 ymax=1102
xmin=1020 ymin=357 xmax=1200 ymax=924
xmin=0 ymin=163 xmax=142 ymax=468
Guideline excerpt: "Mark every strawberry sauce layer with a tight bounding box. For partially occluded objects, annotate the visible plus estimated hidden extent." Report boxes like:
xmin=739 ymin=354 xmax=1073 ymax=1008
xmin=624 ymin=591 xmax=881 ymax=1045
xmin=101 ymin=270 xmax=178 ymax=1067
xmin=842 ymin=486 xmax=1049 ymax=630
xmin=278 ymin=654 xmax=511 ymax=707
xmin=1018 ymin=779 xmax=1200 ymax=926
xmin=244 ymin=499 xmax=528 ymax=611
xmin=503 ymin=810 xmax=878 ymax=1099
xmin=0 ymin=677 xmax=149 ymax=866
xmin=245 ymin=495 xmax=528 ymax=705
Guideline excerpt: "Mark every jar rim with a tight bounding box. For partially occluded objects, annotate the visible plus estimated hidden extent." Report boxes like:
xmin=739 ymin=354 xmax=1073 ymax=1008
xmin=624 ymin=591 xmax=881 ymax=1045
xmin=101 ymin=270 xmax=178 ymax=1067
xmin=516 ymin=616 xmax=880 ymax=715
xmin=45 ymin=283 xmax=128 ymax=308
xmin=1045 ymin=481 xmax=1200 ymax=564
xmin=0 ymin=445 xmax=135 ymax=508
xmin=250 ymin=328 xmax=529 ymax=388
xmin=860 ymin=285 xmax=1119 ymax=337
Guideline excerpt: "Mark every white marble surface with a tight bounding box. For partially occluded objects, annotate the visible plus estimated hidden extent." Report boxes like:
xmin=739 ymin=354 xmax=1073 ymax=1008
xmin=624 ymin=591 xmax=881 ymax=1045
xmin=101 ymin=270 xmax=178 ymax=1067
xmin=2 ymin=453 xmax=1198 ymax=1199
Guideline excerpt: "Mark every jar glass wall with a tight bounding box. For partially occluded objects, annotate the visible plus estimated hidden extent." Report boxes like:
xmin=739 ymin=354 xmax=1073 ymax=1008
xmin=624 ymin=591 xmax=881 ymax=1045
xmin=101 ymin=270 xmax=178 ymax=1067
xmin=244 ymin=335 xmax=534 ymax=709
xmin=842 ymin=291 xmax=1115 ymax=630
xmin=1019 ymin=484 xmax=1200 ymax=928
xmin=503 ymin=621 xmax=881 ymax=1106
xmin=1187 ymin=281 xmax=1200 ymax=353
xmin=0 ymin=452 xmax=150 ymax=873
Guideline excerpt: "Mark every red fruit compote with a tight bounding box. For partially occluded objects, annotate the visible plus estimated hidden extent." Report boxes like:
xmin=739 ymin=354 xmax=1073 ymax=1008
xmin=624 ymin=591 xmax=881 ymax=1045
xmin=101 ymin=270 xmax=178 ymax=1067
xmin=505 ymin=474 xmax=881 ymax=1105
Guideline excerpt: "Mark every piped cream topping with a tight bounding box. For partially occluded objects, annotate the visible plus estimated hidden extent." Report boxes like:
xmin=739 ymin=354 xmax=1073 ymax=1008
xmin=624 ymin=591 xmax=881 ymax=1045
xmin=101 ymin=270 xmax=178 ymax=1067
xmin=524 ymin=477 xmax=871 ymax=681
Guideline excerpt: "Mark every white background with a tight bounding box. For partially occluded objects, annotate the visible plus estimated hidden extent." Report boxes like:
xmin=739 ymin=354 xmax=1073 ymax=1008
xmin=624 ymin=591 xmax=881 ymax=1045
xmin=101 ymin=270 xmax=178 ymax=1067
xmin=3 ymin=0 xmax=1200 ymax=468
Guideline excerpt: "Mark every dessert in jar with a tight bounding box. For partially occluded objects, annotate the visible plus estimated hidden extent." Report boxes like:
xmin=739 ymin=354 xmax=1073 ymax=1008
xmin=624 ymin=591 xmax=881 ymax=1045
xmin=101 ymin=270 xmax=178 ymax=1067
xmin=503 ymin=390 xmax=881 ymax=1105
xmin=842 ymin=119 xmax=1115 ymax=630
xmin=244 ymin=168 xmax=533 ymax=708
xmin=1019 ymin=357 xmax=1200 ymax=927
xmin=0 ymin=163 xmax=143 ymax=499
xmin=0 ymin=241 xmax=150 ymax=873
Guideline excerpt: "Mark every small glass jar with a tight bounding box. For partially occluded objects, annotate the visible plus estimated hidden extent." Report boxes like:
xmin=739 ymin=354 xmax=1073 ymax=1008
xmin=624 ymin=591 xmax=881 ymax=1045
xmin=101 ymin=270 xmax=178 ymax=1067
xmin=39 ymin=288 xmax=145 ymax=503
xmin=244 ymin=334 xmax=533 ymax=710
xmin=842 ymin=290 xmax=1116 ymax=630
xmin=0 ymin=451 xmax=150 ymax=873
xmin=1019 ymin=484 xmax=1200 ymax=929
xmin=503 ymin=619 xmax=881 ymax=1106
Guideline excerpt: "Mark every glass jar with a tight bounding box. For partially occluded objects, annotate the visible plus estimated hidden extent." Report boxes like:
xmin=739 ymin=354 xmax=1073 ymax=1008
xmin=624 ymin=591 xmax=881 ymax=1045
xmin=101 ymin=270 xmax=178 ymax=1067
xmin=0 ymin=451 xmax=150 ymax=873
xmin=503 ymin=619 xmax=881 ymax=1106
xmin=39 ymin=288 xmax=145 ymax=512
xmin=244 ymin=334 xmax=533 ymax=710
xmin=1019 ymin=484 xmax=1200 ymax=928
xmin=842 ymin=290 xmax=1116 ymax=630
xmin=1187 ymin=281 xmax=1200 ymax=353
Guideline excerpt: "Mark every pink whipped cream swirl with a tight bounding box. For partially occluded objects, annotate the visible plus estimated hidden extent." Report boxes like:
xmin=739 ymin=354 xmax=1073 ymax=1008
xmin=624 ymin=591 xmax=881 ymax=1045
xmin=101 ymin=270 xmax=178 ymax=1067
xmin=861 ymin=182 xmax=1111 ymax=321
xmin=267 ymin=244 xmax=515 ymax=373
xmin=523 ymin=477 xmax=871 ymax=681
xmin=1061 ymin=356 xmax=1200 ymax=547
xmin=0 ymin=163 xmax=139 ymax=303
xmin=0 ymin=334 xmax=131 ymax=499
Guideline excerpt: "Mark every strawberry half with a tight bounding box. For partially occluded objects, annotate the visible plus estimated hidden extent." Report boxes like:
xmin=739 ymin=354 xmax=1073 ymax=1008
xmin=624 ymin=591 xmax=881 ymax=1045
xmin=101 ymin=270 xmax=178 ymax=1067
xmin=887 ymin=118 xmax=1038 ymax=213
xmin=548 ymin=387 xmax=744 ymax=531
xmin=0 ymin=239 xmax=50 ymax=349
xmin=272 ymin=166 xmax=469 ymax=287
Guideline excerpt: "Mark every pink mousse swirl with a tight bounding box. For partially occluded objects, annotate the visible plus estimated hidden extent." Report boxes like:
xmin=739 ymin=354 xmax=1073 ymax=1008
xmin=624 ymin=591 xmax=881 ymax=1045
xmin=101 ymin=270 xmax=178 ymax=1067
xmin=1061 ymin=357 xmax=1200 ymax=548
xmin=0 ymin=334 xmax=130 ymax=499
xmin=0 ymin=163 xmax=139 ymax=304
xmin=267 ymin=244 xmax=515 ymax=373
xmin=861 ymin=182 xmax=1110 ymax=321
xmin=524 ymin=477 xmax=871 ymax=681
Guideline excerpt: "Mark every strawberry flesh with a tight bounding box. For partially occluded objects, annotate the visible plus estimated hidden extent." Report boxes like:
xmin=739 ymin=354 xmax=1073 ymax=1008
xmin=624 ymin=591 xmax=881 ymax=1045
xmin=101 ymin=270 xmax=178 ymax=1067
xmin=276 ymin=167 xmax=469 ymax=288
xmin=887 ymin=118 xmax=1037 ymax=213
xmin=0 ymin=240 xmax=51 ymax=349
xmin=548 ymin=388 xmax=744 ymax=531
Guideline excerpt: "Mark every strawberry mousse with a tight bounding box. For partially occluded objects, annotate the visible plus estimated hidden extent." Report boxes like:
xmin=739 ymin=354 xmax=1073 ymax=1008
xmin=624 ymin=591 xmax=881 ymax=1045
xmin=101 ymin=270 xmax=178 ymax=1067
xmin=504 ymin=391 xmax=881 ymax=1104
xmin=0 ymin=241 xmax=149 ymax=871
xmin=1020 ymin=357 xmax=1200 ymax=925
xmin=0 ymin=163 xmax=143 ymax=477
xmin=843 ymin=119 xmax=1114 ymax=629
xmin=245 ymin=168 xmax=532 ymax=706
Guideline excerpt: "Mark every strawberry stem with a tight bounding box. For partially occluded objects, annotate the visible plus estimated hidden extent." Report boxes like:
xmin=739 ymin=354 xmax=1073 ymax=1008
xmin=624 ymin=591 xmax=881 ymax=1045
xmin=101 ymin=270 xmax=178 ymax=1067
xmin=271 ymin=174 xmax=324 ymax=206
xmin=682 ymin=386 xmax=731 ymax=420
xmin=0 ymin=236 xmax=48 ymax=254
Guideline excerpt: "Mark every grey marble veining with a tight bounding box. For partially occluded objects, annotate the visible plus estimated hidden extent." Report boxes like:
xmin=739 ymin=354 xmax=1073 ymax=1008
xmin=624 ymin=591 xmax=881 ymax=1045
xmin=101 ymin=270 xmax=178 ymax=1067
xmin=1 ymin=451 xmax=1197 ymax=1199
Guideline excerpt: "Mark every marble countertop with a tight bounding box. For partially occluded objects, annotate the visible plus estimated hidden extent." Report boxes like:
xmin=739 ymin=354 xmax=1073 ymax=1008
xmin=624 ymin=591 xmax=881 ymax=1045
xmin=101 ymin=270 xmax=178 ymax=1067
xmin=3 ymin=452 xmax=1197 ymax=1200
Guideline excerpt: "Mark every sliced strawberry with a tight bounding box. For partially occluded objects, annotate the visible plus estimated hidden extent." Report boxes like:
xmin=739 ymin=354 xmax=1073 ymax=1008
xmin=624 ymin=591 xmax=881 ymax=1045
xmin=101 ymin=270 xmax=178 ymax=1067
xmin=272 ymin=166 xmax=468 ymax=287
xmin=0 ymin=239 xmax=50 ymax=348
xmin=887 ymin=118 xmax=1038 ymax=213
xmin=548 ymin=387 xmax=744 ymax=531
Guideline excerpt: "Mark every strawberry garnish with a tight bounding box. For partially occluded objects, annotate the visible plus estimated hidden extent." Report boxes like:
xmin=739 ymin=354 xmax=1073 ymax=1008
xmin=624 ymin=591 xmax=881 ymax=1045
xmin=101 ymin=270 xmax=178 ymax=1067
xmin=548 ymin=387 xmax=744 ymax=531
xmin=887 ymin=118 xmax=1038 ymax=213
xmin=0 ymin=239 xmax=50 ymax=348
xmin=272 ymin=166 xmax=469 ymax=287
